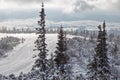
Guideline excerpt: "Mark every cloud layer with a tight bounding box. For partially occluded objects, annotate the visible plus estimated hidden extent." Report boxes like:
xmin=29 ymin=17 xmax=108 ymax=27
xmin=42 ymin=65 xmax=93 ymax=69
xmin=0 ymin=0 xmax=120 ymax=22
xmin=73 ymin=0 xmax=95 ymax=12
xmin=4 ymin=0 xmax=49 ymax=4
xmin=0 ymin=0 xmax=120 ymax=12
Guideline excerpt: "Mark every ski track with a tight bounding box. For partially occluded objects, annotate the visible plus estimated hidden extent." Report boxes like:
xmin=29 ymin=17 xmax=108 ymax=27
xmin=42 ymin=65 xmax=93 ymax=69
xmin=0 ymin=33 xmax=57 ymax=76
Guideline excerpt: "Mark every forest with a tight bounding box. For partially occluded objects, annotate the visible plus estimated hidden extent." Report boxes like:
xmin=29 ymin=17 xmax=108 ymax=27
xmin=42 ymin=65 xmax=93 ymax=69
xmin=0 ymin=2 xmax=119 ymax=80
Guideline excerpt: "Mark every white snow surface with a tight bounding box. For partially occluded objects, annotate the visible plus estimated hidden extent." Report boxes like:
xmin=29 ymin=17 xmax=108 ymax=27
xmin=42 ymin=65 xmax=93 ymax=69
xmin=0 ymin=33 xmax=57 ymax=76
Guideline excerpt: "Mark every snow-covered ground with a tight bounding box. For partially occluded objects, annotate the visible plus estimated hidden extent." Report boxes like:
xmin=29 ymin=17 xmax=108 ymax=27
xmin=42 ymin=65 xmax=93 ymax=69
xmin=0 ymin=33 xmax=57 ymax=76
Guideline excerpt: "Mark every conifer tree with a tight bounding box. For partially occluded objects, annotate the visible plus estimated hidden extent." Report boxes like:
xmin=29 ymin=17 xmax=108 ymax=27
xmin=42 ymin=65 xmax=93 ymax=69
xmin=87 ymin=25 xmax=102 ymax=80
xmin=54 ymin=26 xmax=68 ymax=70
xmin=54 ymin=26 xmax=73 ymax=80
xmin=33 ymin=2 xmax=49 ymax=80
xmin=87 ymin=21 xmax=111 ymax=80
xmin=97 ymin=21 xmax=110 ymax=80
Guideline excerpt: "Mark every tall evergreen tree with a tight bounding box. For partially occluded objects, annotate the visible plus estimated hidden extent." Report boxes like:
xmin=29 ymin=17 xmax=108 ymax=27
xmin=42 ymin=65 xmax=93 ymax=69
xmin=87 ymin=25 xmax=102 ymax=80
xmin=54 ymin=26 xmax=68 ymax=70
xmin=87 ymin=21 xmax=111 ymax=80
xmin=97 ymin=21 xmax=110 ymax=80
xmin=53 ymin=26 xmax=73 ymax=80
xmin=33 ymin=2 xmax=49 ymax=80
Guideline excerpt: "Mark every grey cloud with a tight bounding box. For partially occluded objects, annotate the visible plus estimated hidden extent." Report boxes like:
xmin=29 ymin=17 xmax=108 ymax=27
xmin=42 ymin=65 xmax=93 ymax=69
xmin=87 ymin=0 xmax=98 ymax=1
xmin=114 ymin=0 xmax=120 ymax=10
xmin=73 ymin=0 xmax=95 ymax=12
xmin=4 ymin=0 xmax=50 ymax=4
xmin=106 ymin=0 xmax=120 ymax=12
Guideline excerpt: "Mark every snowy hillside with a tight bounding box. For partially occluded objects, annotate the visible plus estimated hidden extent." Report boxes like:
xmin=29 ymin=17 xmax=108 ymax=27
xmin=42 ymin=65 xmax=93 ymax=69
xmin=0 ymin=33 xmax=57 ymax=76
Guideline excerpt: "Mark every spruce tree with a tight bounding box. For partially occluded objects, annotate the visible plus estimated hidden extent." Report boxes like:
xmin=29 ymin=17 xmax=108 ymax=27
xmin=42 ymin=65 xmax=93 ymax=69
xmin=54 ymin=26 xmax=72 ymax=80
xmin=33 ymin=2 xmax=49 ymax=80
xmin=54 ymin=26 xmax=68 ymax=70
xmin=87 ymin=25 xmax=102 ymax=80
xmin=97 ymin=21 xmax=110 ymax=80
xmin=87 ymin=22 xmax=111 ymax=80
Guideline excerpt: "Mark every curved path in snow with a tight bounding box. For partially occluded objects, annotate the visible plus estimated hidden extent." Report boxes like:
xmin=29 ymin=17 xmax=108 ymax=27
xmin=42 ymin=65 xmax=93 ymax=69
xmin=0 ymin=33 xmax=57 ymax=76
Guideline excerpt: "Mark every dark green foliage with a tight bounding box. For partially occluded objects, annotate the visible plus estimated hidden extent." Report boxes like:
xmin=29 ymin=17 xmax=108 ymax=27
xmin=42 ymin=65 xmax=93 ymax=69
xmin=54 ymin=27 xmax=68 ymax=69
xmin=54 ymin=26 xmax=72 ymax=80
xmin=34 ymin=2 xmax=49 ymax=80
xmin=34 ymin=2 xmax=48 ymax=67
xmin=87 ymin=55 xmax=98 ymax=80
xmin=97 ymin=21 xmax=110 ymax=80
xmin=87 ymin=21 xmax=111 ymax=80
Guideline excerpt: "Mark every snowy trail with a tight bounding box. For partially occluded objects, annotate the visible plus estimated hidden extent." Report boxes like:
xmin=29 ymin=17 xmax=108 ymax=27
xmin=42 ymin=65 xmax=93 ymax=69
xmin=0 ymin=33 xmax=57 ymax=76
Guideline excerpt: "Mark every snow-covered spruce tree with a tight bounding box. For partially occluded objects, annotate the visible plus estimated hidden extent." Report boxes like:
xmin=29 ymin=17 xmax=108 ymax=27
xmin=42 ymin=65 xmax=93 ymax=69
xmin=33 ymin=2 xmax=49 ymax=80
xmin=87 ymin=25 xmax=102 ymax=80
xmin=87 ymin=21 xmax=111 ymax=80
xmin=97 ymin=21 xmax=111 ymax=80
xmin=54 ymin=26 xmax=68 ymax=70
xmin=53 ymin=27 xmax=73 ymax=80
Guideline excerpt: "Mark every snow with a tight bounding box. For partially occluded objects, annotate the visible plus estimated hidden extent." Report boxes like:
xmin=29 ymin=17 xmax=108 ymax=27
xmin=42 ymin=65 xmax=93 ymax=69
xmin=0 ymin=33 xmax=57 ymax=76
xmin=0 ymin=33 xmax=119 ymax=79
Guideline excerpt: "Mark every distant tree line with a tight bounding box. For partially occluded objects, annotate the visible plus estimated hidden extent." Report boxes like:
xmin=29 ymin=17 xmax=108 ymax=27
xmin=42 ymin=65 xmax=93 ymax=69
xmin=0 ymin=27 xmax=35 ymax=33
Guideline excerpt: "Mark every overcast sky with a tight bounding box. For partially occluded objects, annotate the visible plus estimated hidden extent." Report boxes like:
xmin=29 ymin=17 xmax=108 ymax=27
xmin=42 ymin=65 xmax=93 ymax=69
xmin=0 ymin=0 xmax=120 ymax=22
